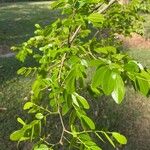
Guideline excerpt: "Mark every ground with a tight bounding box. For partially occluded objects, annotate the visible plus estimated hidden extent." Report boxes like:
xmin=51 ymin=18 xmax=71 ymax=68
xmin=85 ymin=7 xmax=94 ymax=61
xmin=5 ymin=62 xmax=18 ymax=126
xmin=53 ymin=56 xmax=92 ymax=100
xmin=0 ymin=2 xmax=150 ymax=150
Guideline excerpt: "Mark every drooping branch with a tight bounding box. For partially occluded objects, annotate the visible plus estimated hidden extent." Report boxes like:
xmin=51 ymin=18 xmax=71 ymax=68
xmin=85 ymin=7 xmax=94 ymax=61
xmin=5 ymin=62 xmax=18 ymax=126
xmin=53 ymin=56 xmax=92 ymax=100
xmin=68 ymin=0 xmax=117 ymax=45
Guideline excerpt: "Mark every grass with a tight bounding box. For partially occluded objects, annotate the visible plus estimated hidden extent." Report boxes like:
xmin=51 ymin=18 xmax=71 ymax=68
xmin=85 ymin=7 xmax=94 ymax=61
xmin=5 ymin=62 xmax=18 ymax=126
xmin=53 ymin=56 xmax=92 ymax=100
xmin=0 ymin=1 xmax=58 ymax=149
xmin=129 ymin=48 xmax=150 ymax=68
xmin=0 ymin=1 xmax=59 ymax=47
xmin=0 ymin=2 xmax=150 ymax=150
xmin=0 ymin=58 xmax=30 ymax=149
xmin=143 ymin=13 xmax=150 ymax=39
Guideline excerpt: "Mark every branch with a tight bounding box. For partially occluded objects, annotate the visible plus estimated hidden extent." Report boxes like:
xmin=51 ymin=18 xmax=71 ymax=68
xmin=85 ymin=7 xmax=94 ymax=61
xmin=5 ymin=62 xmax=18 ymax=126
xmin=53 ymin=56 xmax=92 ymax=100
xmin=68 ymin=0 xmax=117 ymax=46
xmin=98 ymin=0 xmax=116 ymax=13
xmin=69 ymin=25 xmax=81 ymax=45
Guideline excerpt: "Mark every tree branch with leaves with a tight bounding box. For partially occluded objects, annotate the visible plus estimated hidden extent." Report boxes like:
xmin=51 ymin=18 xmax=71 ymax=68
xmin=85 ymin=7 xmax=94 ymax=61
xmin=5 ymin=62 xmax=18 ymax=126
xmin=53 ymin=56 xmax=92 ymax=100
xmin=10 ymin=0 xmax=150 ymax=149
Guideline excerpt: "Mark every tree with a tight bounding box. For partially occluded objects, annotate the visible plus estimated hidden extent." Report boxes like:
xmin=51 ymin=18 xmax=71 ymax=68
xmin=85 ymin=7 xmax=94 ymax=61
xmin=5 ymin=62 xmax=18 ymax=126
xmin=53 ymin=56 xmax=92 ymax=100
xmin=10 ymin=0 xmax=150 ymax=149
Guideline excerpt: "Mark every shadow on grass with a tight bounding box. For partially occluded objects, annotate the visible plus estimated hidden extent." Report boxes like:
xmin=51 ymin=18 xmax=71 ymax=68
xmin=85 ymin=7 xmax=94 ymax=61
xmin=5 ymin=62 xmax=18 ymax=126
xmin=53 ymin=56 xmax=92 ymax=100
xmin=0 ymin=56 xmax=38 ymax=84
xmin=0 ymin=1 xmax=60 ymax=46
xmin=0 ymin=56 xmax=34 ymax=149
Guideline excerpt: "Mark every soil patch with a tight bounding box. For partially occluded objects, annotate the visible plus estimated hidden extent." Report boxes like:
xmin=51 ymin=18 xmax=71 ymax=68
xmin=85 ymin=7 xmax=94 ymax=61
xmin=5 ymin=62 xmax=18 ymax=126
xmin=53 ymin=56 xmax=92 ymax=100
xmin=118 ymin=33 xmax=150 ymax=49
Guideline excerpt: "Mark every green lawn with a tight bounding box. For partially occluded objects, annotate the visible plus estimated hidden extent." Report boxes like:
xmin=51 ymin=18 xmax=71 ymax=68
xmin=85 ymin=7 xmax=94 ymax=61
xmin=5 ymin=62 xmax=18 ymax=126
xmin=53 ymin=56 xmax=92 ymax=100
xmin=0 ymin=2 xmax=58 ymax=149
xmin=0 ymin=1 xmax=59 ymax=47
xmin=0 ymin=2 xmax=150 ymax=150
xmin=129 ymin=48 xmax=150 ymax=68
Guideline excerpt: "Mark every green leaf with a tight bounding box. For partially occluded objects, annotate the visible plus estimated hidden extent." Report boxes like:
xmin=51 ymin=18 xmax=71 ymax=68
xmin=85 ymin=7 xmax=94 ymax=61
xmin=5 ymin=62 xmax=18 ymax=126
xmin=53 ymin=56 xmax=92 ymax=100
xmin=112 ymin=54 xmax=126 ymax=61
xmin=86 ymin=0 xmax=102 ymax=3
xmin=125 ymin=61 xmax=140 ymax=73
xmin=71 ymin=125 xmax=77 ymax=138
xmin=89 ymin=59 xmax=105 ymax=67
xmin=102 ymin=70 xmax=116 ymax=95
xmin=34 ymin=144 xmax=49 ymax=150
xmin=79 ymin=133 xmax=92 ymax=141
xmin=90 ymin=146 xmax=102 ymax=150
xmin=90 ymin=86 xmax=101 ymax=95
xmin=92 ymin=66 xmax=116 ymax=95
xmin=62 ymin=102 xmax=70 ymax=115
xmin=19 ymin=137 xmax=30 ymax=142
xmin=17 ymin=117 xmax=26 ymax=126
xmin=88 ymin=13 xmax=104 ymax=23
xmin=74 ymin=93 xmax=90 ymax=109
xmin=66 ymin=74 xmax=76 ymax=93
xmin=35 ymin=113 xmax=44 ymax=120
xmin=112 ymin=132 xmax=127 ymax=145
xmin=10 ymin=130 xmax=24 ymax=141
xmin=81 ymin=115 xmax=95 ymax=130
xmin=32 ymin=79 xmax=43 ymax=98
xmin=17 ymin=67 xmax=26 ymax=75
xmin=111 ymin=74 xmax=125 ymax=104
xmin=69 ymin=110 xmax=76 ymax=126
xmin=95 ymin=46 xmax=116 ymax=54
xmin=23 ymin=102 xmax=34 ymax=110
xmin=92 ymin=66 xmax=108 ymax=88
xmin=72 ymin=94 xmax=80 ymax=107
xmin=94 ymin=48 xmax=108 ymax=54
xmin=136 ymin=76 xmax=149 ymax=96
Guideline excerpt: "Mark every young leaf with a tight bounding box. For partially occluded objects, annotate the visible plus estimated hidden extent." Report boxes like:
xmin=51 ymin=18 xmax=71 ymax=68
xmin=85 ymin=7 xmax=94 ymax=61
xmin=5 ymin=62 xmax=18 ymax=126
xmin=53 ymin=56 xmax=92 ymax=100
xmin=102 ymin=70 xmax=116 ymax=95
xmin=112 ymin=132 xmax=127 ymax=145
xmin=62 ymin=102 xmax=70 ymax=115
xmin=17 ymin=117 xmax=26 ymax=126
xmin=23 ymin=102 xmax=34 ymax=110
xmin=79 ymin=133 xmax=92 ymax=141
xmin=94 ymin=46 xmax=116 ymax=54
xmin=111 ymin=74 xmax=125 ymax=104
xmin=66 ymin=76 xmax=76 ymax=93
xmin=90 ymin=146 xmax=102 ymax=150
xmin=92 ymin=66 xmax=109 ymax=88
xmin=10 ymin=130 xmax=24 ymax=141
xmin=136 ymin=76 xmax=149 ymax=96
xmin=17 ymin=67 xmax=26 ymax=75
xmin=35 ymin=113 xmax=44 ymax=120
xmin=81 ymin=115 xmax=95 ymax=130
xmin=72 ymin=94 xmax=80 ymax=107
xmin=69 ymin=110 xmax=76 ymax=126
xmin=136 ymin=71 xmax=150 ymax=96
xmin=74 ymin=93 xmax=90 ymax=109
xmin=88 ymin=13 xmax=104 ymax=23
xmin=34 ymin=144 xmax=49 ymax=150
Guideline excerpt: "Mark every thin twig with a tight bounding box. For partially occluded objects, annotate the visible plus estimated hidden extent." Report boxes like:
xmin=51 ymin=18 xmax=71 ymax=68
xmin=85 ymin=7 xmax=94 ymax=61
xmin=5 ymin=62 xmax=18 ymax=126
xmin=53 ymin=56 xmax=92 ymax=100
xmin=98 ymin=0 xmax=116 ymax=13
xmin=91 ymin=3 xmax=104 ymax=13
xmin=58 ymin=107 xmax=66 ymax=145
xmin=69 ymin=25 xmax=81 ymax=45
xmin=33 ymin=103 xmax=58 ymax=115
xmin=93 ymin=30 xmax=100 ymax=38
